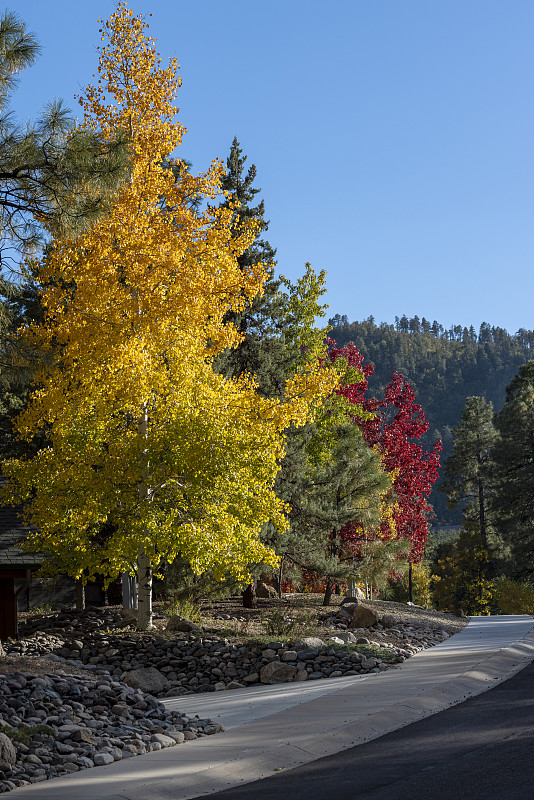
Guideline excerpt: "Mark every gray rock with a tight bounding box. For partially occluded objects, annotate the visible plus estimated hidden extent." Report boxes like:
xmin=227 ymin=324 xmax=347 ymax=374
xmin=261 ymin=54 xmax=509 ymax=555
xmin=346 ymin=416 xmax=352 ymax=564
xmin=165 ymin=615 xmax=203 ymax=635
xmin=292 ymin=637 xmax=325 ymax=649
xmin=204 ymin=723 xmax=224 ymax=734
xmin=70 ymin=729 xmax=96 ymax=744
xmin=336 ymin=603 xmax=358 ymax=620
xmin=0 ymin=733 xmax=17 ymax=768
xmin=361 ymin=656 xmax=379 ymax=670
xmin=94 ymin=752 xmax=115 ymax=766
xmin=111 ymin=704 xmax=131 ymax=717
xmin=349 ymin=605 xmax=380 ymax=628
xmin=260 ymin=662 xmax=297 ymax=684
xmin=151 ymin=734 xmax=176 ymax=748
xmin=330 ymin=631 xmax=359 ymax=644
xmin=256 ymin=582 xmax=278 ymax=599
xmin=121 ymin=667 xmax=170 ymax=694
xmin=296 ymin=647 xmax=319 ymax=660
xmin=281 ymin=650 xmax=298 ymax=662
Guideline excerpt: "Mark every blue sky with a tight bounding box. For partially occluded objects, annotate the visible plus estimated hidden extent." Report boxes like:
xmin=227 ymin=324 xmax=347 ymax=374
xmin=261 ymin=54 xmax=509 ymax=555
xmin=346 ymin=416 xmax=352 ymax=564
xmin=10 ymin=0 xmax=534 ymax=334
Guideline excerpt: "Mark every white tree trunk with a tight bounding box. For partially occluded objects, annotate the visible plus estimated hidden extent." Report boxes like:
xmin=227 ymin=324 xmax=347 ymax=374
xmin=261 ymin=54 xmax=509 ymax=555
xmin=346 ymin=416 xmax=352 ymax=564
xmin=122 ymin=573 xmax=138 ymax=610
xmin=75 ymin=579 xmax=85 ymax=611
xmin=137 ymin=550 xmax=152 ymax=629
xmin=136 ymin=406 xmax=152 ymax=630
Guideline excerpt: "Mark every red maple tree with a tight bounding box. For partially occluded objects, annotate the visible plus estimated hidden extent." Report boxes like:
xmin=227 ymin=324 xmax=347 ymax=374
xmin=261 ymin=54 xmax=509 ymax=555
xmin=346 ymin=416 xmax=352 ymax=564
xmin=328 ymin=340 xmax=442 ymax=564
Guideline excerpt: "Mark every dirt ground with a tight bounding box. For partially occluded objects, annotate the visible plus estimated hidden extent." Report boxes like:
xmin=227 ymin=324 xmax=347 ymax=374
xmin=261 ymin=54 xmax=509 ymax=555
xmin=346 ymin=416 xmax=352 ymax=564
xmin=198 ymin=594 xmax=468 ymax=637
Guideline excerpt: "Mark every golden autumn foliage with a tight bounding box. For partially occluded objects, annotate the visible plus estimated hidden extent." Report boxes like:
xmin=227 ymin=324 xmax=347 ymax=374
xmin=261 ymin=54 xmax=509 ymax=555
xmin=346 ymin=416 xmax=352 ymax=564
xmin=2 ymin=3 xmax=338 ymax=585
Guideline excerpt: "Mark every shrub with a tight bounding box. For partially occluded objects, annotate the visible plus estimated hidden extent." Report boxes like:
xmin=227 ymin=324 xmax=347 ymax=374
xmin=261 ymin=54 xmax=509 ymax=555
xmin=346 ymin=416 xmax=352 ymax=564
xmin=492 ymin=578 xmax=534 ymax=614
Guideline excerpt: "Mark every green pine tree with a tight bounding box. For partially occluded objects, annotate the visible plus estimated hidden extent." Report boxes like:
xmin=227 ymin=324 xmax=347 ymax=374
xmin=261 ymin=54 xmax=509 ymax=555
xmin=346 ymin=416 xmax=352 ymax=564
xmin=261 ymin=413 xmax=392 ymax=605
xmin=492 ymin=362 xmax=534 ymax=580
xmin=215 ymin=136 xmax=286 ymax=397
xmin=0 ymin=10 xmax=128 ymax=261
xmin=441 ymin=396 xmax=498 ymax=551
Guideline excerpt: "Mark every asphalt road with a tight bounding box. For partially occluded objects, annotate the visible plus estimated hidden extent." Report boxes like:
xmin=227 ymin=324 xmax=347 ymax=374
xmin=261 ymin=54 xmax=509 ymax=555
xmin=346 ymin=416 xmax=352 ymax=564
xmin=199 ymin=660 xmax=534 ymax=800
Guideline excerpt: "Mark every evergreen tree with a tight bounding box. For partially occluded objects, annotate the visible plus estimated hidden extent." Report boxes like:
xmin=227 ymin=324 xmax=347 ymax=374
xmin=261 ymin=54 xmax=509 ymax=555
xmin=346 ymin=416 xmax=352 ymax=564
xmin=0 ymin=10 xmax=129 ymax=461
xmin=492 ymin=362 xmax=534 ymax=579
xmin=0 ymin=10 xmax=128 ymax=265
xmin=214 ymin=138 xmax=345 ymax=607
xmin=215 ymin=137 xmax=284 ymax=397
xmin=430 ymin=520 xmax=493 ymax=615
xmin=441 ymin=396 xmax=497 ymax=551
xmin=262 ymin=417 xmax=391 ymax=604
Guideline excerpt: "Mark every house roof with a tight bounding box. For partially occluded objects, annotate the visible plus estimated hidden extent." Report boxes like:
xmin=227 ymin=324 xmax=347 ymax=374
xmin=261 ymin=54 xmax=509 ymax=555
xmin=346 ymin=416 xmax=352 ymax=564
xmin=0 ymin=508 xmax=43 ymax=569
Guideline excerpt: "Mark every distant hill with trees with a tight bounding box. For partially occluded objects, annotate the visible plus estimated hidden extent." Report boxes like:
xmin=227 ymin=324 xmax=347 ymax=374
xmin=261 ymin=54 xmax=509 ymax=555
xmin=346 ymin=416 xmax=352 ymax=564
xmin=328 ymin=314 xmax=534 ymax=526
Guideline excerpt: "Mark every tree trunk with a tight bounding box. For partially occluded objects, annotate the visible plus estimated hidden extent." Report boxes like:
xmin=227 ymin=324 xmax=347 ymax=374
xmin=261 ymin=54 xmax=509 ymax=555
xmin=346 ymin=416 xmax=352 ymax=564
xmin=274 ymin=557 xmax=284 ymax=599
xmin=479 ymin=478 xmax=488 ymax=551
xmin=122 ymin=573 xmax=138 ymax=610
xmin=75 ymin=579 xmax=85 ymax=611
xmin=242 ymin=580 xmax=257 ymax=609
xmin=323 ymin=577 xmax=334 ymax=606
xmin=324 ymin=520 xmax=339 ymax=607
xmin=137 ymin=550 xmax=153 ymax=630
xmin=136 ymin=406 xmax=153 ymax=630
xmin=408 ymin=563 xmax=413 ymax=604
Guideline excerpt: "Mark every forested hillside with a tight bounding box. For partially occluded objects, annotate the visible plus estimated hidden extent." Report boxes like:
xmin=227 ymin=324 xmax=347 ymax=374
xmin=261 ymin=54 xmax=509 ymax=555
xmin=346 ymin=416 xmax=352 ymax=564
xmin=328 ymin=315 xmax=534 ymax=526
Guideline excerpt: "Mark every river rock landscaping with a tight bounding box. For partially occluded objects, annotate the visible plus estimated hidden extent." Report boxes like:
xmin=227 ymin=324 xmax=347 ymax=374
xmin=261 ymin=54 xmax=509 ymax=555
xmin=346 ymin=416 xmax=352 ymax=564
xmin=0 ymin=598 xmax=468 ymax=793
xmin=0 ymin=667 xmax=222 ymax=793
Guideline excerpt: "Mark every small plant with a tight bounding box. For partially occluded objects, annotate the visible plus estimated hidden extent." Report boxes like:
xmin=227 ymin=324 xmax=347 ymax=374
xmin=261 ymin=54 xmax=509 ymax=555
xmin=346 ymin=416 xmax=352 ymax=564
xmin=266 ymin=609 xmax=298 ymax=636
xmin=5 ymin=725 xmax=54 ymax=745
xmin=164 ymin=598 xmax=201 ymax=622
xmin=28 ymin=602 xmax=55 ymax=615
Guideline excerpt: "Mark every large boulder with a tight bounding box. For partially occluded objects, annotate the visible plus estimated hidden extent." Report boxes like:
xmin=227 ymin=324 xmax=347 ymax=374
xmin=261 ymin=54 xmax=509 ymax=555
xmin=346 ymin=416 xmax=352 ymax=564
xmin=256 ymin=581 xmax=279 ymax=599
xmin=121 ymin=666 xmax=170 ymax=694
xmin=336 ymin=602 xmax=359 ymax=620
xmin=260 ymin=662 xmax=297 ymax=684
xmin=166 ymin=615 xmax=203 ymax=635
xmin=349 ymin=604 xmax=380 ymax=628
xmin=0 ymin=732 xmax=16 ymax=770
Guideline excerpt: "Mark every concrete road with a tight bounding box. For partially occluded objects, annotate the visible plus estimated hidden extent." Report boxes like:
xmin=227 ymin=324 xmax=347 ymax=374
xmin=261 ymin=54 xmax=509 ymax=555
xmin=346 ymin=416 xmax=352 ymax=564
xmin=203 ymin=658 xmax=534 ymax=800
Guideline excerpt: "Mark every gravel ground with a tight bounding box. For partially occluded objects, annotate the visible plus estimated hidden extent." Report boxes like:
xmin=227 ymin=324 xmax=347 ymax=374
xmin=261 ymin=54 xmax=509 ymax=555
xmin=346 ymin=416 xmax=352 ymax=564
xmin=356 ymin=600 xmax=468 ymax=636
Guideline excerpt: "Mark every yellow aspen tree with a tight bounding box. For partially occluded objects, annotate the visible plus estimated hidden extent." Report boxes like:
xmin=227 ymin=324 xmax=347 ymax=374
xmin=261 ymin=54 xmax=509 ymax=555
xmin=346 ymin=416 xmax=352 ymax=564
xmin=2 ymin=4 xmax=337 ymax=628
